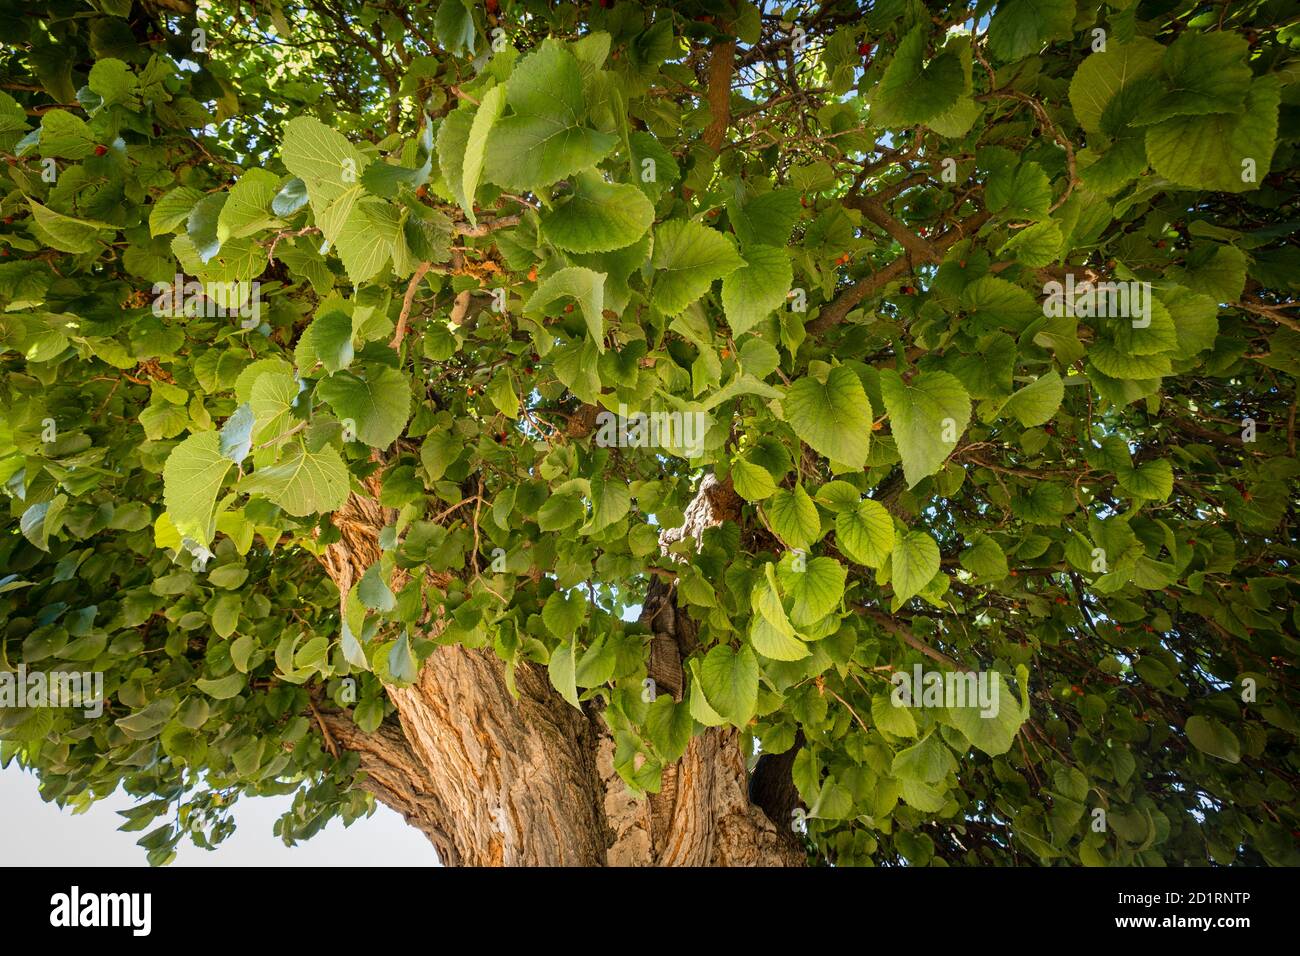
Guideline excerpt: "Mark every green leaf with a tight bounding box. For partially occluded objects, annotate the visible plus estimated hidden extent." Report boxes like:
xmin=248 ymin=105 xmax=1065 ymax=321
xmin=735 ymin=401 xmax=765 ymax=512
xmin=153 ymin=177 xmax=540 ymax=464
xmin=583 ymin=478 xmax=630 ymax=534
xmin=87 ymin=58 xmax=137 ymax=107
xmin=486 ymin=369 xmax=519 ymax=419
xmin=730 ymin=188 xmax=800 ymax=247
xmin=1184 ymin=715 xmax=1241 ymax=763
xmin=388 ymin=631 xmax=419 ymax=683
xmin=1068 ymin=38 xmax=1164 ymax=137
xmin=985 ymin=162 xmax=1052 ymax=221
xmin=765 ymin=485 xmax=821 ymax=551
xmin=434 ymin=0 xmax=477 ymax=56
xmin=1162 ymin=287 xmax=1219 ymax=358
xmin=879 ymin=370 xmax=971 ymax=488
xmin=731 ymin=458 xmax=777 ymax=502
xmin=835 ymin=499 xmax=895 ymax=568
xmin=644 ymin=695 xmax=693 ymax=764
xmin=249 ymin=371 xmax=300 ymax=444
xmin=782 ymin=365 xmax=873 ymax=469
xmin=1143 ymin=30 xmax=1253 ymax=125
xmin=697 ymin=644 xmax=759 ymax=727
xmin=543 ymin=590 xmax=585 ymax=639
xmin=484 ymin=42 xmax=616 ymax=192
xmin=537 ymin=493 xmax=584 ymax=531
xmin=1178 ymin=244 xmax=1248 ymax=303
xmin=186 ymin=192 xmax=226 ymax=262
xmin=358 ymin=562 xmax=396 ymax=612
xmin=721 ymin=244 xmax=793 ymax=337
xmin=960 ymin=533 xmax=1009 ymax=580
xmin=457 ymin=83 xmax=504 ymax=223
xmin=1000 ymin=370 xmax=1063 ymax=427
xmin=297 ymin=310 xmax=354 ymax=374
xmin=436 ymin=105 xmax=475 ymax=214
xmin=239 ymin=442 xmax=351 ymax=517
xmin=218 ymin=168 xmax=281 ymax=242
xmin=548 ymin=639 xmax=581 ymax=709
xmin=280 ymin=116 xmax=369 ymax=242
xmin=150 ymin=186 xmax=203 ymax=237
xmin=872 ymin=27 xmax=964 ymax=126
xmin=777 ymin=556 xmax=847 ymax=627
xmin=27 ymin=199 xmax=110 ymax=254
xmin=316 ymin=366 xmax=411 ymax=448
xmin=961 ymin=276 xmax=1041 ymax=330
xmin=892 ymin=732 xmax=951 ymax=783
xmin=872 ymin=693 xmax=918 ymax=738
xmin=650 ymin=219 xmax=744 ymax=315
xmin=1118 ymin=458 xmax=1173 ymax=501
xmin=339 ymin=616 xmax=369 ymax=671
xmin=218 ymin=404 xmax=255 ymax=464
xmin=195 ymin=673 xmax=245 ymax=700
xmin=999 ymin=220 xmax=1062 ymax=266
xmin=541 ymin=171 xmax=655 ymax=254
xmin=163 ymin=431 xmax=233 ymax=548
xmin=891 ymin=531 xmax=941 ymax=604
xmin=1145 ymin=78 xmax=1280 ymax=194
xmin=525 ymin=267 xmax=606 ymax=351
xmin=948 ymin=672 xmax=1027 ymax=756
xmin=987 ymin=0 xmax=1076 ymax=63
xmin=749 ymin=613 xmax=810 ymax=661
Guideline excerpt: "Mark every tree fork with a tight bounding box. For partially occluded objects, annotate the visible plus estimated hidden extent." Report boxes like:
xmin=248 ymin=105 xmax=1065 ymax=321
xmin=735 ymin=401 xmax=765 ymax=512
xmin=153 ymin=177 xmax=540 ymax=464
xmin=315 ymin=476 xmax=804 ymax=866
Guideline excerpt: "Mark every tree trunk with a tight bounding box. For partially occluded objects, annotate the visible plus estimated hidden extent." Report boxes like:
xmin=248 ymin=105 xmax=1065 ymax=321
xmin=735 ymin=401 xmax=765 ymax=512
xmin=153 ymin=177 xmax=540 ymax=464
xmin=315 ymin=479 xmax=805 ymax=867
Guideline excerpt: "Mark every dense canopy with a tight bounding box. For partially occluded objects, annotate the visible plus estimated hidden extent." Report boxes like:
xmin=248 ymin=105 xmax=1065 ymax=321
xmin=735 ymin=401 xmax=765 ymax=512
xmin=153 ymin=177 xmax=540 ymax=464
xmin=1 ymin=0 xmax=1298 ymax=867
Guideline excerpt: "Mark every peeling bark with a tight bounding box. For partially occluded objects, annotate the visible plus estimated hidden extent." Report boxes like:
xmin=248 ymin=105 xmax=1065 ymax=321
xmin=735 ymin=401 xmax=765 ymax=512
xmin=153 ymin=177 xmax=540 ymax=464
xmin=315 ymin=473 xmax=804 ymax=867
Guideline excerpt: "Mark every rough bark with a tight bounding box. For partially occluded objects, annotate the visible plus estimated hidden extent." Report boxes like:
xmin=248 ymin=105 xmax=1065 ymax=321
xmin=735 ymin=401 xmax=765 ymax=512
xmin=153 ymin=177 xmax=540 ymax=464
xmin=314 ymin=474 xmax=805 ymax=867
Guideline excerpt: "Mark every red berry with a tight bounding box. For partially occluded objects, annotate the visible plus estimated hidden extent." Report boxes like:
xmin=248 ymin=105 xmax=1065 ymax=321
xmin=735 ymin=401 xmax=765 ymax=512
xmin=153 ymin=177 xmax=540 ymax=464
xmin=858 ymin=42 xmax=873 ymax=56
xmin=94 ymin=145 xmax=107 ymax=156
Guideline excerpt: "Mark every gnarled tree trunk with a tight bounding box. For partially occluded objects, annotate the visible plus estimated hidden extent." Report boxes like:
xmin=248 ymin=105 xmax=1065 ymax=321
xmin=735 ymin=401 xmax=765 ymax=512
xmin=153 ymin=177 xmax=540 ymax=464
xmin=315 ymin=477 xmax=805 ymax=867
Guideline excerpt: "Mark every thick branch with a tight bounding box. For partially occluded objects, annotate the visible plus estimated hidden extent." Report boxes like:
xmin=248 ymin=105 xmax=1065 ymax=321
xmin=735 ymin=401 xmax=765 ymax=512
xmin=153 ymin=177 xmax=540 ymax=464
xmin=808 ymin=209 xmax=991 ymax=334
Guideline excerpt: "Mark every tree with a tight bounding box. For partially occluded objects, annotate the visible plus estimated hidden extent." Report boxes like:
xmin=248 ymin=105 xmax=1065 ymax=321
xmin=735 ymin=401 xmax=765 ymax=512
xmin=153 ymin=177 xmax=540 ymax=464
xmin=1 ymin=0 xmax=1298 ymax=868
